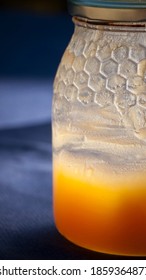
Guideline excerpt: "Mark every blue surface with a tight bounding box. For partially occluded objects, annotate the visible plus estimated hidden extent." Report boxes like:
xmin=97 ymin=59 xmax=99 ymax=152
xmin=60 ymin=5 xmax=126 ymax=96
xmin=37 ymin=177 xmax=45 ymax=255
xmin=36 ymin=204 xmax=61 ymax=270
xmin=0 ymin=11 xmax=145 ymax=260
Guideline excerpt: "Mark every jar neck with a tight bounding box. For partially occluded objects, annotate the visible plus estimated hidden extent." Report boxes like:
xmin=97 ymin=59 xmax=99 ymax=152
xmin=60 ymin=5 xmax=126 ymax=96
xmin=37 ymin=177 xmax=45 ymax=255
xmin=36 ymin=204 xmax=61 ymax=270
xmin=73 ymin=16 xmax=146 ymax=32
xmin=69 ymin=3 xmax=146 ymax=22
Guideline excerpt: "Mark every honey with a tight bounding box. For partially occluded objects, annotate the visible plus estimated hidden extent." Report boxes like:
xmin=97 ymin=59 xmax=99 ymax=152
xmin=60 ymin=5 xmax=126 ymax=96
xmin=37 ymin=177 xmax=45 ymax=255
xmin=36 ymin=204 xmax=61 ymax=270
xmin=53 ymin=158 xmax=146 ymax=256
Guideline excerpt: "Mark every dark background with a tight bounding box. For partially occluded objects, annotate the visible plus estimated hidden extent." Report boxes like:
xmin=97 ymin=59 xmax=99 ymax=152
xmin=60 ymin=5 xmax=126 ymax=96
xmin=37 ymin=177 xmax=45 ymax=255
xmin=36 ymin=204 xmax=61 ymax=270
xmin=0 ymin=0 xmax=71 ymax=79
xmin=1 ymin=0 xmax=67 ymax=13
xmin=0 ymin=0 xmax=145 ymax=260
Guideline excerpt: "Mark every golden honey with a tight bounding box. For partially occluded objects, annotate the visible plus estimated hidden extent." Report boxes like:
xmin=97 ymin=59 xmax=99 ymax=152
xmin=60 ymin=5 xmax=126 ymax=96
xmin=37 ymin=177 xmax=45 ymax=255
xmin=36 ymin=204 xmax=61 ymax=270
xmin=53 ymin=158 xmax=146 ymax=256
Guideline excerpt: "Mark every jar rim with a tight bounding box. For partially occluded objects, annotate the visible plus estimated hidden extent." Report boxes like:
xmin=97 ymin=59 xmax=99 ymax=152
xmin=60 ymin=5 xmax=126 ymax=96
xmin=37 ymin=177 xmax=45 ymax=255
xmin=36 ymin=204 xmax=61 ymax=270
xmin=73 ymin=16 xmax=146 ymax=30
xmin=68 ymin=0 xmax=146 ymax=21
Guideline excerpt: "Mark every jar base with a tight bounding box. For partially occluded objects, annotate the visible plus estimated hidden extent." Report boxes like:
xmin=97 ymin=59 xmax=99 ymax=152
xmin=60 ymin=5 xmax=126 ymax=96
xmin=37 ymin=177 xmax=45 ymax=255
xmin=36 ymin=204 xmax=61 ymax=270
xmin=55 ymin=225 xmax=146 ymax=257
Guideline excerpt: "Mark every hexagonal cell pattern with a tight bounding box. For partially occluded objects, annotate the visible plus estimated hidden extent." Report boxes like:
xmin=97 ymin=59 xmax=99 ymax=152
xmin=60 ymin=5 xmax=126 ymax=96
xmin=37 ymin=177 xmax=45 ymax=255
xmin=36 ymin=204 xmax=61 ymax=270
xmin=100 ymin=60 xmax=118 ymax=77
xmin=95 ymin=90 xmax=114 ymax=107
xmin=54 ymin=23 xmax=146 ymax=135
xmin=107 ymin=75 xmax=126 ymax=92
xmin=112 ymin=46 xmax=128 ymax=63
xmin=115 ymin=91 xmax=136 ymax=114
xmin=72 ymin=55 xmax=86 ymax=72
xmin=64 ymin=85 xmax=78 ymax=102
xmin=137 ymin=59 xmax=146 ymax=77
xmin=62 ymin=50 xmax=75 ymax=70
xmin=128 ymin=106 xmax=145 ymax=131
xmin=139 ymin=34 xmax=146 ymax=48
xmin=74 ymin=38 xmax=86 ymax=56
xmin=84 ymin=41 xmax=97 ymax=58
xmin=129 ymin=46 xmax=146 ymax=63
xmin=138 ymin=94 xmax=146 ymax=108
xmin=74 ymin=71 xmax=88 ymax=89
xmin=127 ymin=76 xmax=146 ymax=94
xmin=119 ymin=60 xmax=137 ymax=78
xmin=96 ymin=44 xmax=111 ymax=61
xmin=85 ymin=57 xmax=100 ymax=74
xmin=55 ymin=81 xmax=66 ymax=97
xmin=89 ymin=74 xmax=106 ymax=93
xmin=77 ymin=87 xmax=95 ymax=105
xmin=64 ymin=69 xmax=75 ymax=86
xmin=56 ymin=65 xmax=67 ymax=82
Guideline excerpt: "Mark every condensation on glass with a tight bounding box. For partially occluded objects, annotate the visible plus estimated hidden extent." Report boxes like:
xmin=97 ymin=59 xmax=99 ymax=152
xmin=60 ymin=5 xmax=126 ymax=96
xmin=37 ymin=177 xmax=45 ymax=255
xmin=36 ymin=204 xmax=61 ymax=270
xmin=52 ymin=2 xmax=146 ymax=256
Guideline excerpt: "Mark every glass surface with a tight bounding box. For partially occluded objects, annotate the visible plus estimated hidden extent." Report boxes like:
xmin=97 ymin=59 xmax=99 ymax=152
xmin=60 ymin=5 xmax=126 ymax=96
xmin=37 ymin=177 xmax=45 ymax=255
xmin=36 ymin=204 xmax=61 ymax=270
xmin=68 ymin=0 xmax=146 ymax=8
xmin=53 ymin=20 xmax=146 ymax=256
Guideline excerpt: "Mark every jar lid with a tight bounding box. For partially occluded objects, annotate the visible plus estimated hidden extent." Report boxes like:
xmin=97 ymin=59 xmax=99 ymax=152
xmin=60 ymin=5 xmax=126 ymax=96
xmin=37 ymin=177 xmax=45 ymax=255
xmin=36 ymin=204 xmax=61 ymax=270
xmin=68 ymin=0 xmax=146 ymax=21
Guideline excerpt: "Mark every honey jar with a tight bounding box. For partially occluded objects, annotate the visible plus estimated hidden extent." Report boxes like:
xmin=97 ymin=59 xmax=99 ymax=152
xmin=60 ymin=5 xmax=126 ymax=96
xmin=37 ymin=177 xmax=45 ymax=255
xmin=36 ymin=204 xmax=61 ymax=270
xmin=53 ymin=0 xmax=146 ymax=256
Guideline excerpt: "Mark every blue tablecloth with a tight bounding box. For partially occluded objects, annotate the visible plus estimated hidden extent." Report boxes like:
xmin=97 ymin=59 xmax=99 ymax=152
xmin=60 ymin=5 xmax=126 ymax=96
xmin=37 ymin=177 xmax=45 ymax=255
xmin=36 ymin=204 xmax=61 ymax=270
xmin=0 ymin=11 xmax=145 ymax=260
xmin=0 ymin=121 xmax=109 ymax=260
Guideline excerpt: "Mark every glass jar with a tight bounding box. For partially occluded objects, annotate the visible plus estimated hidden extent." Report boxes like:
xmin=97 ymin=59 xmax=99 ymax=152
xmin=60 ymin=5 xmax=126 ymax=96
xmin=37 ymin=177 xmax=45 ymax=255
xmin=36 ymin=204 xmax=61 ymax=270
xmin=52 ymin=0 xmax=146 ymax=256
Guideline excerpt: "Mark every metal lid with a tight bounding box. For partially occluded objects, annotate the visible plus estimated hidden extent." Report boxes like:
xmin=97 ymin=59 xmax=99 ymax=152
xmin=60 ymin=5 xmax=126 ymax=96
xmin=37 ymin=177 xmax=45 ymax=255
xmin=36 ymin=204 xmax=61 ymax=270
xmin=68 ymin=0 xmax=146 ymax=21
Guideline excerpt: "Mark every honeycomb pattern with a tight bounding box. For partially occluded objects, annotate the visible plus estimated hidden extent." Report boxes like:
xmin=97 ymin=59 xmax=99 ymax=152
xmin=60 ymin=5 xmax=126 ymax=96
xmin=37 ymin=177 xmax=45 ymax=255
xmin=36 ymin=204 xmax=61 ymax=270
xmin=83 ymin=41 xmax=97 ymax=58
xmin=101 ymin=60 xmax=118 ymax=77
xmin=114 ymin=90 xmax=136 ymax=115
xmin=107 ymin=75 xmax=126 ymax=92
xmin=54 ymin=24 xmax=146 ymax=135
xmin=112 ymin=46 xmax=128 ymax=63
xmin=77 ymin=87 xmax=95 ymax=105
xmin=85 ymin=57 xmax=100 ymax=74
xmin=96 ymin=44 xmax=111 ymax=61
xmin=64 ymin=68 xmax=75 ymax=86
xmin=74 ymin=71 xmax=88 ymax=89
xmin=129 ymin=46 xmax=146 ymax=63
xmin=95 ymin=90 xmax=114 ymax=107
xmin=65 ymin=85 xmax=78 ymax=102
xmin=119 ymin=60 xmax=137 ymax=78
xmin=138 ymin=94 xmax=146 ymax=108
xmin=72 ymin=55 xmax=86 ymax=72
xmin=89 ymin=74 xmax=105 ymax=93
